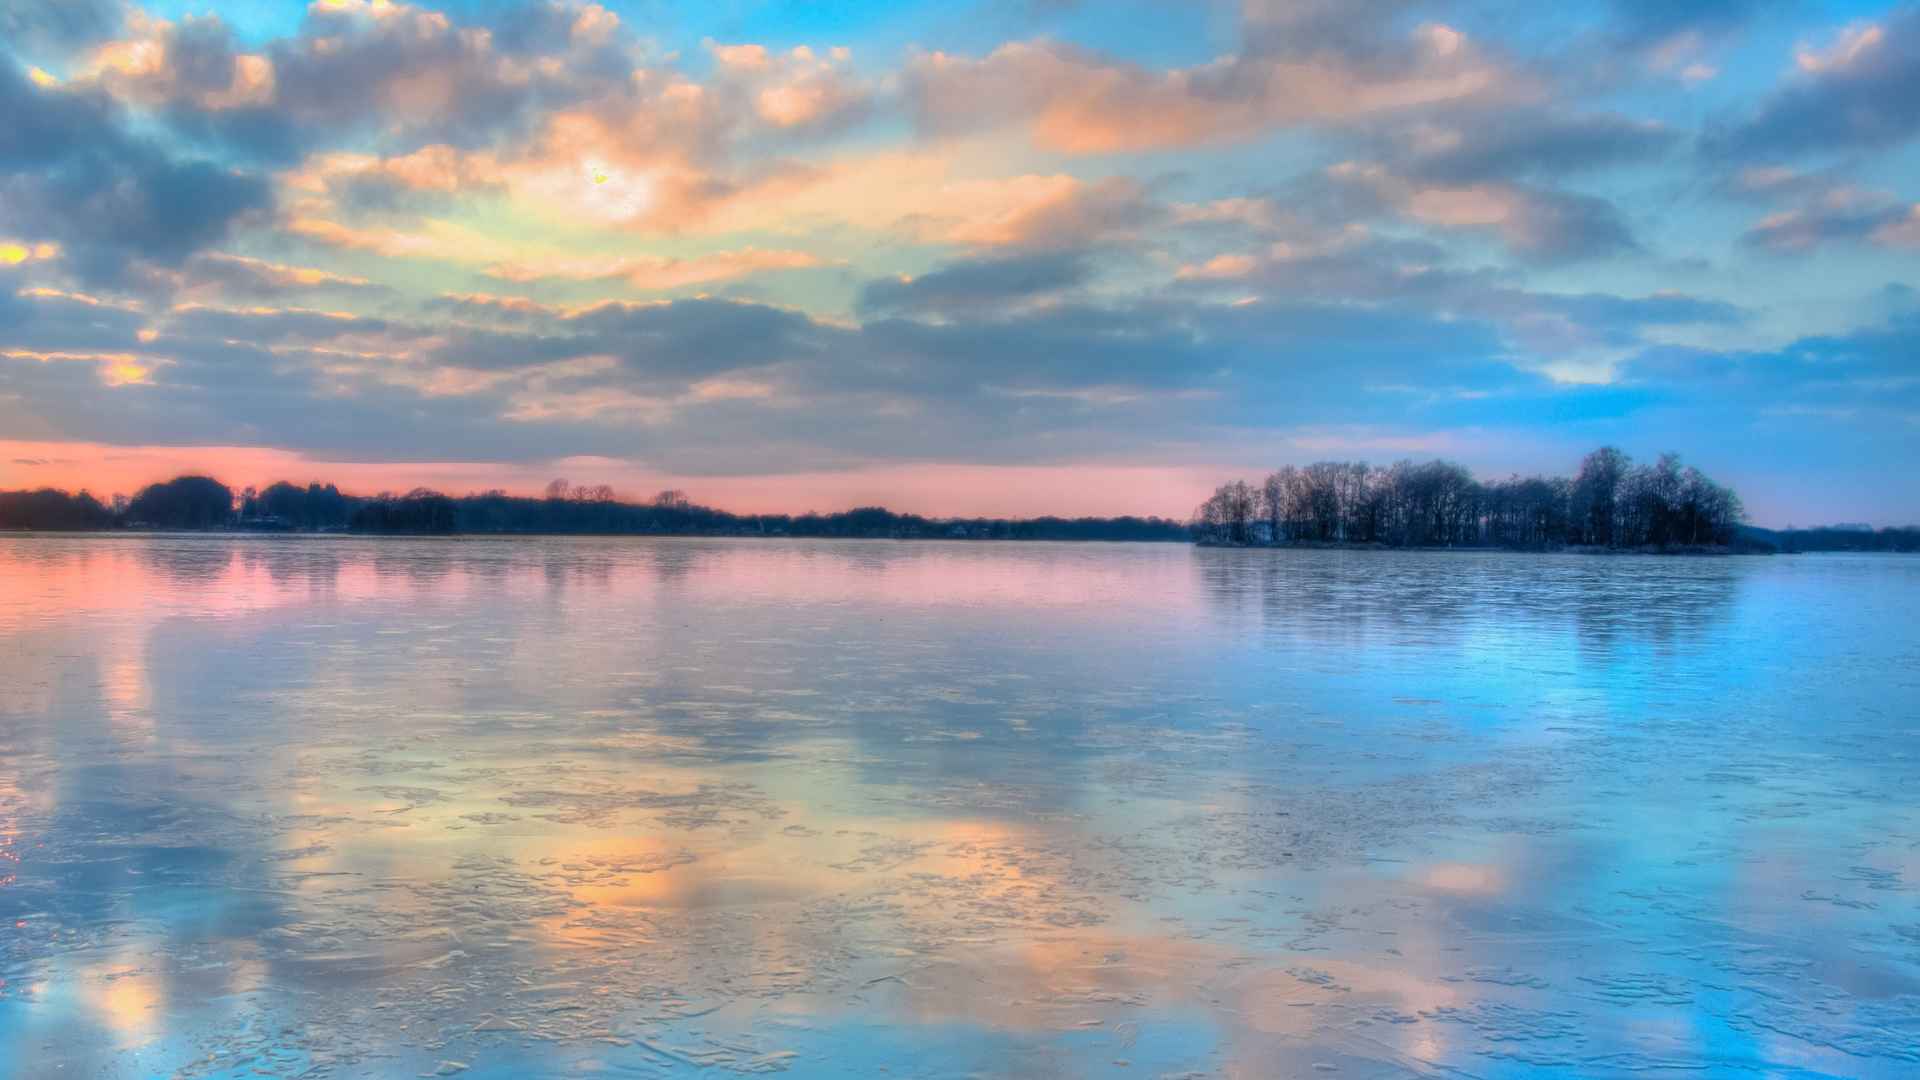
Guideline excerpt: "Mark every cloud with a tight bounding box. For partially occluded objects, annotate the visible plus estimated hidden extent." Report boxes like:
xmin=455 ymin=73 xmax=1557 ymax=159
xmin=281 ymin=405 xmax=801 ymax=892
xmin=0 ymin=254 xmax=1822 ymax=492
xmin=857 ymin=251 xmax=1092 ymax=317
xmin=1713 ymin=7 xmax=1920 ymax=158
xmin=706 ymin=41 xmax=872 ymax=134
xmin=1620 ymin=313 xmax=1920 ymax=428
xmin=1169 ymin=225 xmax=1737 ymax=370
xmin=943 ymin=175 xmax=1158 ymax=249
xmin=0 ymin=0 xmax=123 ymax=57
xmin=1317 ymin=161 xmax=1638 ymax=262
xmin=1368 ymin=108 xmax=1678 ymax=184
xmin=0 ymin=277 xmax=150 ymax=354
xmin=86 ymin=12 xmax=274 ymax=112
xmin=1877 ymin=205 xmax=1920 ymax=248
xmin=76 ymin=2 xmax=640 ymax=163
xmin=178 ymin=252 xmax=381 ymax=298
xmin=1741 ymin=184 xmax=1920 ymax=252
xmin=558 ymin=297 xmax=835 ymax=378
xmin=0 ymin=60 xmax=271 ymax=285
xmin=425 ymin=291 xmax=569 ymax=321
xmin=1568 ymin=0 xmax=1777 ymax=84
xmin=0 ymin=0 xmax=1912 ymax=520
xmin=285 ymin=215 xmax=514 ymax=261
xmin=280 ymin=145 xmax=507 ymax=209
xmin=483 ymin=248 xmax=825 ymax=291
xmin=681 ymin=148 xmax=1162 ymax=250
xmin=905 ymin=22 xmax=1521 ymax=154
xmin=266 ymin=77 xmax=862 ymax=241
xmin=65 ymin=2 xmax=878 ymax=263
xmin=163 ymin=301 xmax=395 ymax=348
xmin=1723 ymin=166 xmax=1920 ymax=253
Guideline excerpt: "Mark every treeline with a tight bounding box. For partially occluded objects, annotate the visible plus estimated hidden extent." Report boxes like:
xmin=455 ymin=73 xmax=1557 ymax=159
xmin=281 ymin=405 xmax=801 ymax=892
xmin=0 ymin=488 xmax=116 ymax=530
xmin=1192 ymin=447 xmax=1747 ymax=551
xmin=1748 ymin=524 xmax=1920 ymax=553
xmin=0 ymin=475 xmax=1189 ymax=542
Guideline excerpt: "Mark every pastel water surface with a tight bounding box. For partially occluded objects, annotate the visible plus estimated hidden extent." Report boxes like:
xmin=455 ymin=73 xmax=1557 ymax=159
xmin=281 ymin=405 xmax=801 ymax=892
xmin=2 ymin=536 xmax=1917 ymax=1078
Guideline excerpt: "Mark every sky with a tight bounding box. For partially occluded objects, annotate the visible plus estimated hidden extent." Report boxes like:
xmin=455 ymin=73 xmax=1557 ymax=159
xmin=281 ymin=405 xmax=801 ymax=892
xmin=0 ymin=0 xmax=1916 ymax=525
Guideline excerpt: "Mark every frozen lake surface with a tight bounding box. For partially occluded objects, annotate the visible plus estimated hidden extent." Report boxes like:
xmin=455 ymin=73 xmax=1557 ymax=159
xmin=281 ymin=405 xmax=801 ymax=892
xmin=2 ymin=536 xmax=1918 ymax=1078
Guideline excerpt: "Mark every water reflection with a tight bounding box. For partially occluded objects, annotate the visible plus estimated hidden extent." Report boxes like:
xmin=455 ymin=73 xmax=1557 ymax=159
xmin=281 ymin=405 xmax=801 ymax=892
xmin=1 ymin=537 xmax=1918 ymax=1078
xmin=1193 ymin=546 xmax=1741 ymax=654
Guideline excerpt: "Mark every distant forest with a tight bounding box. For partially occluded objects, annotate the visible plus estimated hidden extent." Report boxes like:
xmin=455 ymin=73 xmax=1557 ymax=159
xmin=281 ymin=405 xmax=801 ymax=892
xmin=5 ymin=461 xmax=1915 ymax=552
xmin=1739 ymin=523 xmax=1920 ymax=554
xmin=0 ymin=476 xmax=1188 ymax=542
xmin=1192 ymin=447 xmax=1806 ymax=552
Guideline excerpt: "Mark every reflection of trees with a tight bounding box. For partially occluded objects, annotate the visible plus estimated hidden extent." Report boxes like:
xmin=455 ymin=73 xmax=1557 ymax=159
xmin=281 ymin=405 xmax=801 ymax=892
xmin=138 ymin=536 xmax=235 ymax=585
xmin=333 ymin=536 xmax=722 ymax=595
xmin=539 ymin=542 xmax=622 ymax=594
xmin=1194 ymin=547 xmax=1741 ymax=659
xmin=0 ymin=535 xmax=94 ymax=578
xmin=240 ymin=538 xmax=345 ymax=591
xmin=369 ymin=539 xmax=457 ymax=587
xmin=645 ymin=539 xmax=708 ymax=586
xmin=1564 ymin=556 xmax=1743 ymax=658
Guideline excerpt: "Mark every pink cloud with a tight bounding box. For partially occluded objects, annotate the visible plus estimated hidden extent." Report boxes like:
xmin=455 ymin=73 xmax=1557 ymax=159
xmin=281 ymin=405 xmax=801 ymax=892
xmin=1872 ymin=204 xmax=1920 ymax=248
xmin=908 ymin=27 xmax=1518 ymax=154
xmin=85 ymin=12 xmax=276 ymax=111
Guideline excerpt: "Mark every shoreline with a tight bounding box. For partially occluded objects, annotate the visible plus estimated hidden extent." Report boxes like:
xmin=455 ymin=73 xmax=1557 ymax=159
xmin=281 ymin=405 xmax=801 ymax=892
xmin=0 ymin=528 xmax=1801 ymax=554
xmin=0 ymin=527 xmax=1187 ymax=544
xmin=5 ymin=529 xmax=1908 ymax=555
xmin=1193 ymin=539 xmax=1767 ymax=556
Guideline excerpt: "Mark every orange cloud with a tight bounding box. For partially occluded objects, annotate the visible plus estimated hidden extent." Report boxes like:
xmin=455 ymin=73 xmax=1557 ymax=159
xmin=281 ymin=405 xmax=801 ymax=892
xmin=286 ymin=217 xmax=516 ymax=262
xmin=86 ymin=12 xmax=275 ymax=110
xmin=281 ymin=136 xmax=1142 ymax=257
xmin=708 ymin=41 xmax=868 ymax=130
xmin=1175 ymin=253 xmax=1259 ymax=281
xmin=262 ymin=31 xmax=872 ymax=240
xmin=17 ymin=287 xmax=142 ymax=311
xmin=188 ymin=253 xmax=373 ymax=293
xmin=283 ymin=146 xmax=504 ymax=198
xmin=909 ymin=27 xmax=1518 ymax=154
xmin=1 ymin=350 xmax=156 ymax=386
xmin=694 ymin=146 xmax=1154 ymax=249
xmin=433 ymin=292 xmax=567 ymax=318
xmin=483 ymin=247 xmax=824 ymax=290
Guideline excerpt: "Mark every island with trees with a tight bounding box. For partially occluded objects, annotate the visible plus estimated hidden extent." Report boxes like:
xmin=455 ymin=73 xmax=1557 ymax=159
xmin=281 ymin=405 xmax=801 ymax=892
xmin=1191 ymin=447 xmax=1777 ymax=552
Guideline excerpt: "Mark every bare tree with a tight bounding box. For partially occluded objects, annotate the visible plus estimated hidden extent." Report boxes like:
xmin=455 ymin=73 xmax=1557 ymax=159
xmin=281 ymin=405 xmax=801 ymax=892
xmin=1572 ymin=446 xmax=1628 ymax=546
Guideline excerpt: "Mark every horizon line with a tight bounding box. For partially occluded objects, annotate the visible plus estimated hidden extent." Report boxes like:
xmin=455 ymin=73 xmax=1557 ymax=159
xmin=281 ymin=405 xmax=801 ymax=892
xmin=5 ymin=465 xmax=1915 ymax=535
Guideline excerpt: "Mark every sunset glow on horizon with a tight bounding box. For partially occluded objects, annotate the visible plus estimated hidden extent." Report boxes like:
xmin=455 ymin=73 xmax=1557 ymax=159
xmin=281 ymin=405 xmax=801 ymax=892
xmin=3 ymin=0 xmax=1919 ymax=525
xmin=0 ymin=440 xmax=1240 ymax=519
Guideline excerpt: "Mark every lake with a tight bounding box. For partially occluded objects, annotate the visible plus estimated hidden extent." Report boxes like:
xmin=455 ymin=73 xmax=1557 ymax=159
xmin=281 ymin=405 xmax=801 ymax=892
xmin=1 ymin=536 xmax=1917 ymax=1078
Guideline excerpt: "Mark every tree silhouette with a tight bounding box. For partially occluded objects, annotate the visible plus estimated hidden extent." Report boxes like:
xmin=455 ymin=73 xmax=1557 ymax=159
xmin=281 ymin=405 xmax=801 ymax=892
xmin=127 ymin=476 xmax=234 ymax=529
